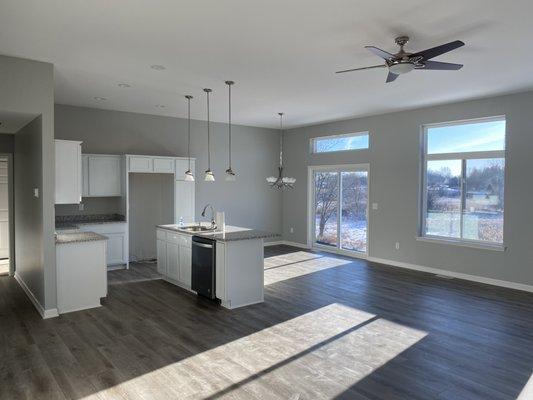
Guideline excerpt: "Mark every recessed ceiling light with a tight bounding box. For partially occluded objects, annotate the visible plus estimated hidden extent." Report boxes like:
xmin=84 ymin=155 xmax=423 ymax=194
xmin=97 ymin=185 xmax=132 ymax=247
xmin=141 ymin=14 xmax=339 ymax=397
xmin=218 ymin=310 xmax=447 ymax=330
xmin=118 ymin=83 xmax=131 ymax=88
xmin=94 ymin=96 xmax=107 ymax=101
xmin=150 ymin=65 xmax=166 ymax=70
xmin=155 ymin=104 xmax=166 ymax=108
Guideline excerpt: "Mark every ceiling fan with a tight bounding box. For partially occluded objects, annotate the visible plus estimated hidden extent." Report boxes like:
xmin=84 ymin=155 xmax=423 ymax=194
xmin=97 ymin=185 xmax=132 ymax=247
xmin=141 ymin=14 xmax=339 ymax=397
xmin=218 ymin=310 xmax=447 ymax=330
xmin=336 ymin=36 xmax=465 ymax=82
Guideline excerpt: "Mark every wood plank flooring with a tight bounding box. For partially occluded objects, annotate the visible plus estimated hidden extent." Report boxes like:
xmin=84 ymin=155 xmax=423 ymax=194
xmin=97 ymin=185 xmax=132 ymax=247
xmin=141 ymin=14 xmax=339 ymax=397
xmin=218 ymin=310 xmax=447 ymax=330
xmin=1 ymin=245 xmax=532 ymax=399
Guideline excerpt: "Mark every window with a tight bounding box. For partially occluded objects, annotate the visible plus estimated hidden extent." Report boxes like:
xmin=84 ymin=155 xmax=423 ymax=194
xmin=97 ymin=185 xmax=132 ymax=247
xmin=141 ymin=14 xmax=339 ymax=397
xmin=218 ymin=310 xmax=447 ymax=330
xmin=421 ymin=117 xmax=505 ymax=246
xmin=311 ymin=132 xmax=369 ymax=153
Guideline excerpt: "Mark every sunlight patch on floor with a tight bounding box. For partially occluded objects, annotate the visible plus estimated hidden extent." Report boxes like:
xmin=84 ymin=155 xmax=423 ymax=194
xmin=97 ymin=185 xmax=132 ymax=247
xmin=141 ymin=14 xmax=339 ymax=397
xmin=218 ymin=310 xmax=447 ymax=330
xmin=264 ymin=251 xmax=352 ymax=285
xmin=0 ymin=259 xmax=9 ymax=275
xmin=85 ymin=303 xmax=426 ymax=399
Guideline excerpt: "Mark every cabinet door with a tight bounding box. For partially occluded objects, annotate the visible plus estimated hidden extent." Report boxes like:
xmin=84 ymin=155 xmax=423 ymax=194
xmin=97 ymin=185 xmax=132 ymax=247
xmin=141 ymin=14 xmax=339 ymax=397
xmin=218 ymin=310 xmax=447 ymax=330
xmin=55 ymin=140 xmax=82 ymax=204
xmin=156 ymin=239 xmax=167 ymax=275
xmin=179 ymin=245 xmax=192 ymax=287
xmin=129 ymin=156 xmax=153 ymax=173
xmin=88 ymin=156 xmax=121 ymax=196
xmin=166 ymin=242 xmax=180 ymax=281
xmin=81 ymin=155 xmax=89 ymax=197
xmin=153 ymin=158 xmax=174 ymax=173
xmin=175 ymin=181 xmax=195 ymax=223
xmin=106 ymin=233 xmax=126 ymax=265
xmin=175 ymin=159 xmax=195 ymax=181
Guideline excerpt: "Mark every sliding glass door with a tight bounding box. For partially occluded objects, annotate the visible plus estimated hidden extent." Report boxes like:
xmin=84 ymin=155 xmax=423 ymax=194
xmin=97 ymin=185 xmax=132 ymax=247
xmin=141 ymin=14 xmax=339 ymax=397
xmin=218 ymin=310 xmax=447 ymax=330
xmin=311 ymin=165 xmax=368 ymax=256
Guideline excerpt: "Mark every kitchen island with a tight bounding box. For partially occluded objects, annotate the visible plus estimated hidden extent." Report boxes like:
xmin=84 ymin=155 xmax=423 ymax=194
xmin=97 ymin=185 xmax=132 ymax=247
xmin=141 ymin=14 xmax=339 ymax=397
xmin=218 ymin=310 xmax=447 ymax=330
xmin=156 ymin=224 xmax=279 ymax=309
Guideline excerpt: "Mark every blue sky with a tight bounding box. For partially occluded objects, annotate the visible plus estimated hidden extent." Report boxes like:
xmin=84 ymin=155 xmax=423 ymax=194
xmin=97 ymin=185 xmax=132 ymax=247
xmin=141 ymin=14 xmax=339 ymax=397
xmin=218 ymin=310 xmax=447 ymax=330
xmin=427 ymin=120 xmax=506 ymax=154
xmin=316 ymin=134 xmax=369 ymax=152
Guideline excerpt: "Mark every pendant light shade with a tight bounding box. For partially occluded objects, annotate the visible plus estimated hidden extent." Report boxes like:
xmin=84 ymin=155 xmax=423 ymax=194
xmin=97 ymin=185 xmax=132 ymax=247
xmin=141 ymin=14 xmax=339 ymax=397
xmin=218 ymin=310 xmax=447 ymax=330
xmin=203 ymin=88 xmax=215 ymax=182
xmin=266 ymin=112 xmax=295 ymax=189
xmin=225 ymin=80 xmax=236 ymax=181
xmin=184 ymin=95 xmax=195 ymax=182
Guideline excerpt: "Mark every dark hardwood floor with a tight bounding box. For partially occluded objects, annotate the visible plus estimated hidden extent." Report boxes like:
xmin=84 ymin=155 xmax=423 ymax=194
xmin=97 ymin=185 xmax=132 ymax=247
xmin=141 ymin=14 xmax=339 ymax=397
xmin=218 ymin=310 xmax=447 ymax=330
xmin=1 ymin=245 xmax=532 ymax=399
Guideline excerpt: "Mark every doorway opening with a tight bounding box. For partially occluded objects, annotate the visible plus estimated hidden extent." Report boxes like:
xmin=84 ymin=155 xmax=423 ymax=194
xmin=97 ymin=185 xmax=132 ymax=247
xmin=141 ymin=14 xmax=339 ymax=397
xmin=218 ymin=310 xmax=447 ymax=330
xmin=0 ymin=155 xmax=13 ymax=275
xmin=308 ymin=164 xmax=369 ymax=258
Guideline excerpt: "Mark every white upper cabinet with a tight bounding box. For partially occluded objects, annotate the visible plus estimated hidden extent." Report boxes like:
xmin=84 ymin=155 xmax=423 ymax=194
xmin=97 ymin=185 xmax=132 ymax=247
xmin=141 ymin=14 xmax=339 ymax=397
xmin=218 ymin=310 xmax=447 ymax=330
xmin=55 ymin=140 xmax=82 ymax=204
xmin=128 ymin=156 xmax=153 ymax=173
xmin=83 ymin=154 xmax=122 ymax=197
xmin=175 ymin=180 xmax=195 ymax=223
xmin=153 ymin=158 xmax=175 ymax=173
xmin=175 ymin=158 xmax=195 ymax=181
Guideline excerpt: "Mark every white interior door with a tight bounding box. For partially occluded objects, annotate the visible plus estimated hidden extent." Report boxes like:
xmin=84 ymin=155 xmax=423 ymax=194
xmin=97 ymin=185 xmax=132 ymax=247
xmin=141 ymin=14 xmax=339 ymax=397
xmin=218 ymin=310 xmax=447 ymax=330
xmin=310 ymin=165 xmax=369 ymax=257
xmin=0 ymin=159 xmax=9 ymax=259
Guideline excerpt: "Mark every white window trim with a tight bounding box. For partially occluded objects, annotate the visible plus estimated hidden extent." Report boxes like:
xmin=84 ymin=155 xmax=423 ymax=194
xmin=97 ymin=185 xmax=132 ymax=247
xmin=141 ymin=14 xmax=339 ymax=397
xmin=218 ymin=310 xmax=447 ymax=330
xmin=310 ymin=131 xmax=369 ymax=154
xmin=419 ymin=116 xmax=506 ymax=248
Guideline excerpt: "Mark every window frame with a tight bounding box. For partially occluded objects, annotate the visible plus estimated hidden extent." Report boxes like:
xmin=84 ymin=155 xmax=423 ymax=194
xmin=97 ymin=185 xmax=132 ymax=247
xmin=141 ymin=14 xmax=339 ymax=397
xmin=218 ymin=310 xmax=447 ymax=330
xmin=419 ymin=116 xmax=506 ymax=248
xmin=310 ymin=131 xmax=370 ymax=154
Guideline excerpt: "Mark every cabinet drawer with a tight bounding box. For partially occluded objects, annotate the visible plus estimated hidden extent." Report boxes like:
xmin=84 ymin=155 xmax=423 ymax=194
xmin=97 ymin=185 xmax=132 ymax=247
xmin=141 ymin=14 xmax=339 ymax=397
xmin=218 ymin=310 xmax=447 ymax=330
xmin=156 ymin=229 xmax=167 ymax=241
xmin=179 ymin=234 xmax=191 ymax=247
xmin=166 ymin=232 xmax=181 ymax=245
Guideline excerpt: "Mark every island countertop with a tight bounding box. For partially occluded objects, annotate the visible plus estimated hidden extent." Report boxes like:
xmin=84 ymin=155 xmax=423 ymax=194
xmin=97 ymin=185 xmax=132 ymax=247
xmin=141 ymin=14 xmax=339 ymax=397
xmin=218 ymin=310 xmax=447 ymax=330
xmin=55 ymin=231 xmax=109 ymax=245
xmin=157 ymin=224 xmax=279 ymax=242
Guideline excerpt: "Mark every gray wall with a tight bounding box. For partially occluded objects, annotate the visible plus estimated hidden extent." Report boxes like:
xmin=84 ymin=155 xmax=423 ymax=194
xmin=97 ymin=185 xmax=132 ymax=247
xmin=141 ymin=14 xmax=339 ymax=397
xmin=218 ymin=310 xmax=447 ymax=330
xmin=54 ymin=104 xmax=282 ymax=239
xmin=14 ymin=117 xmax=43 ymax=301
xmin=1 ymin=55 xmax=55 ymax=311
xmin=0 ymin=134 xmax=14 ymax=153
xmin=283 ymin=90 xmax=533 ymax=287
xmin=129 ymin=173 xmax=174 ymax=261
xmin=55 ymin=197 xmax=123 ymax=216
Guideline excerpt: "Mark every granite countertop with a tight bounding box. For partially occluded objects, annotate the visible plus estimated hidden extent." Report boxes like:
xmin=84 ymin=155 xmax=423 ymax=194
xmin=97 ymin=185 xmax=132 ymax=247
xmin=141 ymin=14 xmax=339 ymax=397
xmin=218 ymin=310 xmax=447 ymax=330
xmin=157 ymin=224 xmax=280 ymax=242
xmin=56 ymin=231 xmax=108 ymax=245
xmin=55 ymin=214 xmax=126 ymax=229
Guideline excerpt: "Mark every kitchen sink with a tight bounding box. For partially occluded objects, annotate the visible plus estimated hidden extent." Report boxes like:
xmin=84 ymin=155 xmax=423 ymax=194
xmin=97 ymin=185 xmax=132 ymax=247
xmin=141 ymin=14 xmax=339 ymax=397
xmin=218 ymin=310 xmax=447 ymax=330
xmin=180 ymin=225 xmax=217 ymax=232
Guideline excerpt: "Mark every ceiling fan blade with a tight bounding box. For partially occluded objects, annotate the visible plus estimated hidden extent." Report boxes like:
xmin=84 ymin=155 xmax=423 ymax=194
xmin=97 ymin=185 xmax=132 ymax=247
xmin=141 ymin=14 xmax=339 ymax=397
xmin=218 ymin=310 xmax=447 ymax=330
xmin=412 ymin=40 xmax=465 ymax=60
xmin=335 ymin=64 xmax=386 ymax=74
xmin=365 ymin=46 xmax=394 ymax=60
xmin=417 ymin=61 xmax=463 ymax=70
xmin=386 ymin=71 xmax=399 ymax=83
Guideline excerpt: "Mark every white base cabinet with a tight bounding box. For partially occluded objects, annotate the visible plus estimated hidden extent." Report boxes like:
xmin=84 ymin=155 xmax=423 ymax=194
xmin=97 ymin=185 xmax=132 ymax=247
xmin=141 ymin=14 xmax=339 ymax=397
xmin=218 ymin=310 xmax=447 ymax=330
xmin=78 ymin=223 xmax=128 ymax=267
xmin=156 ymin=228 xmax=192 ymax=289
xmin=56 ymin=239 xmax=107 ymax=314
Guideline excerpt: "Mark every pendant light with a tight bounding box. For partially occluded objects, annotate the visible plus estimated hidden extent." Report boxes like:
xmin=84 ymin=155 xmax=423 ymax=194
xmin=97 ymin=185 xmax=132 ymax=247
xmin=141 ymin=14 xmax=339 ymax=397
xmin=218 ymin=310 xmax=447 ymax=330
xmin=203 ymin=88 xmax=215 ymax=182
xmin=266 ymin=113 xmax=296 ymax=189
xmin=184 ymin=95 xmax=195 ymax=181
xmin=225 ymin=80 xmax=236 ymax=181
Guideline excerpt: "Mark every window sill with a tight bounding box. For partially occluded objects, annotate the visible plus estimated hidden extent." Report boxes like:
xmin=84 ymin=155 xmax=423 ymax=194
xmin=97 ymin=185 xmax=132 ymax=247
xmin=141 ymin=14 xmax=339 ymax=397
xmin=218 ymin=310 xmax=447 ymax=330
xmin=415 ymin=236 xmax=506 ymax=252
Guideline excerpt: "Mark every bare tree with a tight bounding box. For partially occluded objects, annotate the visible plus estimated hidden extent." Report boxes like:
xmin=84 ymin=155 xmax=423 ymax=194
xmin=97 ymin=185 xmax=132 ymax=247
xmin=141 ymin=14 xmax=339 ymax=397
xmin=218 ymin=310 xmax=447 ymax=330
xmin=315 ymin=172 xmax=338 ymax=238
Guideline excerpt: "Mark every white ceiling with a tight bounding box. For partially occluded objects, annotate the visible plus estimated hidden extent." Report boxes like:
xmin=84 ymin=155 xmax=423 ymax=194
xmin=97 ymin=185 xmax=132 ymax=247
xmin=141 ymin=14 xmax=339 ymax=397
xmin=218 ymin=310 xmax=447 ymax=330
xmin=1 ymin=0 xmax=532 ymax=128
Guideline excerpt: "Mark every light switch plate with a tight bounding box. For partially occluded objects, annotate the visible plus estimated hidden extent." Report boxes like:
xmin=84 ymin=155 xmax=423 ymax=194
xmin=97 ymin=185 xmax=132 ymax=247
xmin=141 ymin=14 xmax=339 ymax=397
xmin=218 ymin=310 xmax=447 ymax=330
xmin=372 ymin=203 xmax=378 ymax=210
xmin=33 ymin=188 xmax=39 ymax=198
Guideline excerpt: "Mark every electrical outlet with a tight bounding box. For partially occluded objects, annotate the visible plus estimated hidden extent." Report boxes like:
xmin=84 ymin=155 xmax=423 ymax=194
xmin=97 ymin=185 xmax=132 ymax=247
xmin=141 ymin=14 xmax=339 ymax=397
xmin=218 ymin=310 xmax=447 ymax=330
xmin=290 ymin=227 xmax=294 ymax=234
xmin=395 ymin=242 xmax=400 ymax=250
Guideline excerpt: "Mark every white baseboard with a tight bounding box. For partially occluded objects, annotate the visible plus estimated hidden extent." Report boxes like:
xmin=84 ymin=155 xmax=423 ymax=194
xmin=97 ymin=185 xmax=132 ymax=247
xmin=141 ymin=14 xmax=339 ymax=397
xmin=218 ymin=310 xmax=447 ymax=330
xmin=264 ymin=240 xmax=311 ymax=249
xmin=368 ymin=256 xmax=533 ymax=293
xmin=14 ymin=273 xmax=59 ymax=319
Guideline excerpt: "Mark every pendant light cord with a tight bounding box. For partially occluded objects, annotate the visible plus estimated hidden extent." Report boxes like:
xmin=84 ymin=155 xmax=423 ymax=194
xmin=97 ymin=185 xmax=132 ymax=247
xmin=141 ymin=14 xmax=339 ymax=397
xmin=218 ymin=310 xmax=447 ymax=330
xmin=206 ymin=90 xmax=211 ymax=170
xmin=187 ymin=96 xmax=191 ymax=171
xmin=228 ymin=83 xmax=232 ymax=169
xmin=279 ymin=113 xmax=284 ymax=168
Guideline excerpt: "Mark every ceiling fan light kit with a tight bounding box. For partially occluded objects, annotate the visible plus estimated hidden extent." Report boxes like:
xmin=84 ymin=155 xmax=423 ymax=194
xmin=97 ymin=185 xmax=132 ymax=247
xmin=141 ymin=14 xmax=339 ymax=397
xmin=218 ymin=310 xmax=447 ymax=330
xmin=336 ymin=36 xmax=465 ymax=82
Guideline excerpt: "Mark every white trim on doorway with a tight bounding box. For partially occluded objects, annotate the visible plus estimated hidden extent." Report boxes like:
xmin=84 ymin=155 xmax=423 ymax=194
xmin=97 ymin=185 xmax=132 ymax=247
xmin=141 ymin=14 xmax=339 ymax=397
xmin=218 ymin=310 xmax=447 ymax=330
xmin=307 ymin=163 xmax=370 ymax=259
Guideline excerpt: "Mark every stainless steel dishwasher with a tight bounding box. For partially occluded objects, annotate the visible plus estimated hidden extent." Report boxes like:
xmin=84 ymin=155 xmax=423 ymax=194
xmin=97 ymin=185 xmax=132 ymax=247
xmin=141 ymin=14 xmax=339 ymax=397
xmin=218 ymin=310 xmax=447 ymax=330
xmin=191 ymin=236 xmax=216 ymax=299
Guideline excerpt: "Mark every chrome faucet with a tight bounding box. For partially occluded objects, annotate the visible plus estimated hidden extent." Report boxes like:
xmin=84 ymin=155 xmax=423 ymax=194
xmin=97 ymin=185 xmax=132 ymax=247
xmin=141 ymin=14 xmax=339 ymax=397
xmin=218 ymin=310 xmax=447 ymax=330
xmin=201 ymin=204 xmax=217 ymax=229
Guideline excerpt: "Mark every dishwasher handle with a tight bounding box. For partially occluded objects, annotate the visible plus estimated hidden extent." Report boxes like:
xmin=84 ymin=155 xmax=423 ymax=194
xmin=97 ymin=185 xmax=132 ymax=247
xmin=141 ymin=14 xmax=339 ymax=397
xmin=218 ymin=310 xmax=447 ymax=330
xmin=193 ymin=242 xmax=213 ymax=249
